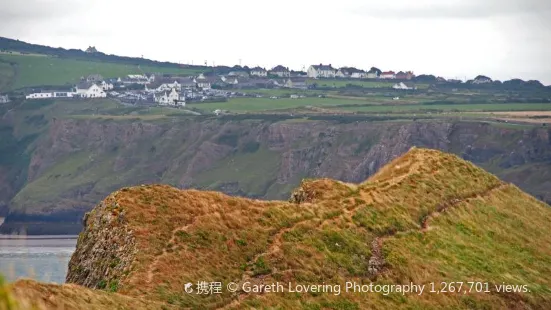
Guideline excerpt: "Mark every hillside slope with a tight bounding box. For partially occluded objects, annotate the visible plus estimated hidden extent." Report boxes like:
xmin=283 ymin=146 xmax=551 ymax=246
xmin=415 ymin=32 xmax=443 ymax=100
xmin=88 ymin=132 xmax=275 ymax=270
xmin=1 ymin=101 xmax=551 ymax=234
xmin=6 ymin=148 xmax=546 ymax=309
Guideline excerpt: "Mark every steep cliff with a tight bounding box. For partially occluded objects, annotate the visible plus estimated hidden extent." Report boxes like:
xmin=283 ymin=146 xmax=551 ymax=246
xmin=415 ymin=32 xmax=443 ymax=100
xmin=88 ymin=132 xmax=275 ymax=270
xmin=1 ymin=112 xmax=551 ymax=234
xmin=8 ymin=148 xmax=551 ymax=309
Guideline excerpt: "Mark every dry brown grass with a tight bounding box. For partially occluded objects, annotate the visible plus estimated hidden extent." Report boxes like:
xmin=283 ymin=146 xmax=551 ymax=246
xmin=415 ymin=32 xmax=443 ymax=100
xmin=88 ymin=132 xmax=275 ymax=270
xmin=9 ymin=148 xmax=551 ymax=309
xmin=6 ymin=279 xmax=171 ymax=310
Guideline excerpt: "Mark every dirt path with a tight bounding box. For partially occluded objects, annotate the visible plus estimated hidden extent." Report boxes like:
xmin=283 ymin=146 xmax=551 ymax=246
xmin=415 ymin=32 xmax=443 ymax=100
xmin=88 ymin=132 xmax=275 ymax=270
xmin=219 ymin=181 xmax=509 ymax=309
xmin=146 ymin=221 xmax=195 ymax=283
xmin=369 ymin=183 xmax=509 ymax=277
xmin=219 ymin=189 xmax=371 ymax=309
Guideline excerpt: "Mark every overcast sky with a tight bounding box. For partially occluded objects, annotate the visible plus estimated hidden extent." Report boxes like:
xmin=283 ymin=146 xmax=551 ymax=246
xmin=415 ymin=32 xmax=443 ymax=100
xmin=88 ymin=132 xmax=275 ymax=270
xmin=1 ymin=0 xmax=550 ymax=84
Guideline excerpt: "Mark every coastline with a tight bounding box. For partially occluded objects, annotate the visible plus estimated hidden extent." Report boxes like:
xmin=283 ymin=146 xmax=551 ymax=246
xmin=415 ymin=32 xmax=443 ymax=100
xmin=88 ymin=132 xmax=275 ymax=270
xmin=0 ymin=235 xmax=79 ymax=239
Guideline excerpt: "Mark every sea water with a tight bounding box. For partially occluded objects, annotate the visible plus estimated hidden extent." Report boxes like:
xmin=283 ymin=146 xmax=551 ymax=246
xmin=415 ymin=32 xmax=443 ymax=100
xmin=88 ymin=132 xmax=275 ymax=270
xmin=0 ymin=235 xmax=77 ymax=283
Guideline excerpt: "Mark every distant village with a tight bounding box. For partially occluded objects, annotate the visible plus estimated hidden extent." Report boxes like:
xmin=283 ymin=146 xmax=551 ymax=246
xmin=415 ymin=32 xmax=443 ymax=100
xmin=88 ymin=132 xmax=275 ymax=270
xmin=12 ymin=64 xmax=497 ymax=107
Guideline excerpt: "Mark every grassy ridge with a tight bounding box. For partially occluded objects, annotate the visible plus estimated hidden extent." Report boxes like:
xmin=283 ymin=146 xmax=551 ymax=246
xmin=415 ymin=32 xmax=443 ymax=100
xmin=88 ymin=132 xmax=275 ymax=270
xmin=49 ymin=148 xmax=551 ymax=309
xmin=0 ymin=53 xmax=202 ymax=91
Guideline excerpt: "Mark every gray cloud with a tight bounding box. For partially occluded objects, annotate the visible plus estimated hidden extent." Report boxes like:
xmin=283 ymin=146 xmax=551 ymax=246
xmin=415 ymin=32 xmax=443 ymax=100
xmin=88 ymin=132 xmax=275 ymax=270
xmin=0 ymin=0 xmax=108 ymax=39
xmin=0 ymin=0 xmax=85 ymax=23
xmin=352 ymin=0 xmax=551 ymax=19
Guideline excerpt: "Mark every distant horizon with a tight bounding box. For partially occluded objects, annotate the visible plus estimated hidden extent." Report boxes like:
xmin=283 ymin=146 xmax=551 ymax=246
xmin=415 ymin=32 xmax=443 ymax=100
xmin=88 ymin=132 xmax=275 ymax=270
xmin=2 ymin=36 xmax=549 ymax=87
xmin=1 ymin=0 xmax=549 ymax=85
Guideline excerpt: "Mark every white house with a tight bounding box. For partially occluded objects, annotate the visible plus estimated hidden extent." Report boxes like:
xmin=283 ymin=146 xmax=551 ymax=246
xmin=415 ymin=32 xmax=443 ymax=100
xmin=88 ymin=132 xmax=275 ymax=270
xmin=26 ymin=90 xmax=76 ymax=99
xmin=221 ymin=76 xmax=239 ymax=85
xmin=380 ymin=71 xmax=396 ymax=79
xmin=154 ymin=88 xmax=180 ymax=105
xmin=122 ymin=75 xmax=150 ymax=85
xmin=26 ymin=92 xmax=53 ymax=99
xmin=0 ymin=95 xmax=10 ymax=103
xmin=99 ymin=80 xmax=114 ymax=91
xmin=307 ymin=64 xmax=336 ymax=79
xmin=351 ymin=71 xmax=367 ymax=79
xmin=228 ymin=71 xmax=249 ymax=78
xmin=146 ymin=73 xmax=157 ymax=83
xmin=472 ymin=75 xmax=493 ymax=84
xmin=75 ymin=82 xmax=107 ymax=98
xmin=250 ymin=67 xmax=268 ymax=77
xmin=367 ymin=71 xmax=379 ymax=79
xmin=52 ymin=91 xmax=76 ymax=98
xmin=284 ymin=77 xmax=308 ymax=89
xmin=337 ymin=67 xmax=367 ymax=79
xmin=392 ymin=82 xmax=417 ymax=90
xmin=269 ymin=65 xmax=290 ymax=78
xmin=195 ymin=78 xmax=212 ymax=89
xmin=157 ymin=81 xmax=181 ymax=91
xmin=337 ymin=67 xmax=365 ymax=78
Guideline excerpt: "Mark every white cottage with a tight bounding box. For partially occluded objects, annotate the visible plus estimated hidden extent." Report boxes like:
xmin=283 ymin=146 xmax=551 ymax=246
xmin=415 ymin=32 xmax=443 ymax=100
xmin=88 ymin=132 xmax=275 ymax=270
xmin=154 ymin=88 xmax=180 ymax=105
xmin=195 ymin=78 xmax=212 ymax=89
xmin=392 ymin=82 xmax=416 ymax=90
xmin=250 ymin=67 xmax=268 ymax=77
xmin=100 ymin=80 xmax=114 ymax=91
xmin=221 ymin=76 xmax=239 ymax=85
xmin=0 ymin=95 xmax=9 ymax=103
xmin=157 ymin=81 xmax=181 ymax=91
xmin=269 ymin=65 xmax=291 ymax=78
xmin=75 ymin=82 xmax=107 ymax=98
xmin=26 ymin=90 xmax=76 ymax=99
xmin=472 ymin=75 xmax=493 ymax=84
xmin=307 ymin=64 xmax=336 ymax=79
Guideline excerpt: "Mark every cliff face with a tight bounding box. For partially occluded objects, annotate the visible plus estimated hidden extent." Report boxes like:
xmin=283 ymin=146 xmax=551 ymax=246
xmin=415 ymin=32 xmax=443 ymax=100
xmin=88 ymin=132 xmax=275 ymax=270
xmin=58 ymin=149 xmax=551 ymax=309
xmin=1 ymin=117 xmax=551 ymax=233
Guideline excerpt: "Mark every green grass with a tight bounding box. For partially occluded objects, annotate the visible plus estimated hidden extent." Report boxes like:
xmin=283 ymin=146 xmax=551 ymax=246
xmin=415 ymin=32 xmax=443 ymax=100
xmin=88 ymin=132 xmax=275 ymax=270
xmin=237 ymin=88 xmax=322 ymax=96
xmin=308 ymin=79 xmax=430 ymax=89
xmin=193 ymin=147 xmax=281 ymax=197
xmin=10 ymin=99 xmax=122 ymax=138
xmin=335 ymin=103 xmax=551 ymax=113
xmin=0 ymin=54 xmax=203 ymax=90
xmin=11 ymin=151 xmax=117 ymax=210
xmin=0 ymin=61 xmax=16 ymax=91
xmin=187 ymin=97 xmax=371 ymax=112
xmin=189 ymin=97 xmax=551 ymax=114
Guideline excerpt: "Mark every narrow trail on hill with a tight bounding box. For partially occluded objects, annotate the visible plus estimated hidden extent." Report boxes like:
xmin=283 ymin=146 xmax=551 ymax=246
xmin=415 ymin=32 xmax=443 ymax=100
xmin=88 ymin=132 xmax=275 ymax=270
xmin=146 ymin=220 xmax=196 ymax=284
xmin=368 ymin=182 xmax=509 ymax=277
xmin=218 ymin=181 xmax=510 ymax=309
xmin=219 ymin=188 xmax=370 ymax=310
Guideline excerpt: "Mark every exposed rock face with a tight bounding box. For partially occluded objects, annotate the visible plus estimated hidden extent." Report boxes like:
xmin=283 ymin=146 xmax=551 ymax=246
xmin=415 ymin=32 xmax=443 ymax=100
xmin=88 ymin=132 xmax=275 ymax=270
xmin=1 ymin=118 xmax=551 ymax=234
xmin=66 ymin=191 xmax=137 ymax=289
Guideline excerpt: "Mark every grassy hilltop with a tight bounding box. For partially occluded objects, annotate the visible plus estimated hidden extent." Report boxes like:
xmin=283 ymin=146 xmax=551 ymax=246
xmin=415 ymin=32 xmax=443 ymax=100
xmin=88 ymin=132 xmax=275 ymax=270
xmin=3 ymin=148 xmax=550 ymax=309
xmin=0 ymin=53 xmax=203 ymax=91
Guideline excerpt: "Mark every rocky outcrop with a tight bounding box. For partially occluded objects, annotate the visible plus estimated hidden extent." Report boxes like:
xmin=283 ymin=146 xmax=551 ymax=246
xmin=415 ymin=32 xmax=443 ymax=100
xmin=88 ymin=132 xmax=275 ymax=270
xmin=66 ymin=191 xmax=137 ymax=289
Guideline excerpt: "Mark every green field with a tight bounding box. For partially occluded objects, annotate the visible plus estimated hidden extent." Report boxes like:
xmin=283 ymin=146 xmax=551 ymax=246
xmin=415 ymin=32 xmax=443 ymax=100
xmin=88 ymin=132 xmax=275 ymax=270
xmin=188 ymin=97 xmax=551 ymax=114
xmin=335 ymin=102 xmax=551 ymax=113
xmin=0 ymin=61 xmax=16 ymax=91
xmin=237 ymin=88 xmax=320 ymax=96
xmin=308 ymin=78 xmax=430 ymax=89
xmin=187 ymin=97 xmax=370 ymax=112
xmin=0 ymin=54 xmax=204 ymax=91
